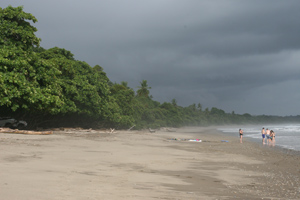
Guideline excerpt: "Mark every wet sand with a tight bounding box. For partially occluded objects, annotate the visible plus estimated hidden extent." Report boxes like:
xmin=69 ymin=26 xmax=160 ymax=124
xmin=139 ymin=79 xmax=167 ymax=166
xmin=0 ymin=126 xmax=299 ymax=199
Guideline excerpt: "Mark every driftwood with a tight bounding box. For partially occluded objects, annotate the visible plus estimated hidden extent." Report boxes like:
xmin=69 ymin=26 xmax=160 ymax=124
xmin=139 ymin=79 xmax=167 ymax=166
xmin=128 ymin=125 xmax=135 ymax=131
xmin=166 ymin=128 xmax=176 ymax=132
xmin=149 ymin=128 xmax=156 ymax=133
xmin=109 ymin=128 xmax=115 ymax=133
xmin=0 ymin=128 xmax=53 ymax=135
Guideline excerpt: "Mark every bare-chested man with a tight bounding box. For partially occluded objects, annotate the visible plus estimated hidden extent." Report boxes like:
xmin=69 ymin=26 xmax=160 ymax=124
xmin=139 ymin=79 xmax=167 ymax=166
xmin=266 ymin=128 xmax=270 ymax=144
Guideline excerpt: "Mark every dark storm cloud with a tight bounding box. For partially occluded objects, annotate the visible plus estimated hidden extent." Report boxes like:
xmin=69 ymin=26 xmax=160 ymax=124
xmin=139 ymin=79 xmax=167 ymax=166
xmin=1 ymin=0 xmax=300 ymax=115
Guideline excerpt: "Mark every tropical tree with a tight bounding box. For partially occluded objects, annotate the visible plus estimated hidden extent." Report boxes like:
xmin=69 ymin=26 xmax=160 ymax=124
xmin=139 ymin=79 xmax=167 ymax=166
xmin=0 ymin=6 xmax=113 ymax=128
xmin=38 ymin=47 xmax=111 ymax=117
xmin=108 ymin=82 xmax=135 ymax=127
xmin=197 ymin=103 xmax=202 ymax=111
xmin=0 ymin=6 xmax=40 ymax=51
xmin=0 ymin=6 xmax=63 ymax=114
xmin=136 ymin=80 xmax=151 ymax=97
xmin=171 ymin=98 xmax=177 ymax=106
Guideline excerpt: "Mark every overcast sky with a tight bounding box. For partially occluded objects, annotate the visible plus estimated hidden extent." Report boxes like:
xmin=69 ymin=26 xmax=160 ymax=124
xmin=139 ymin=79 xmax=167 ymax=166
xmin=2 ymin=0 xmax=300 ymax=116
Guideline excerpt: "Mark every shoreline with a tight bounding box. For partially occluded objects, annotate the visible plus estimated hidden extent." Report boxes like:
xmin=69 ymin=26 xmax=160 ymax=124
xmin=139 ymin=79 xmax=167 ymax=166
xmin=215 ymin=126 xmax=300 ymax=156
xmin=1 ymin=126 xmax=299 ymax=199
xmin=216 ymin=124 xmax=300 ymax=153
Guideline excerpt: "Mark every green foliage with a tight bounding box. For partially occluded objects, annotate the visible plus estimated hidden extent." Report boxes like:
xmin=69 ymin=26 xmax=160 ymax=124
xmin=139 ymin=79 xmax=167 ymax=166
xmin=0 ymin=6 xmax=40 ymax=51
xmin=136 ymin=80 xmax=151 ymax=97
xmin=108 ymin=82 xmax=135 ymax=128
xmin=38 ymin=47 xmax=111 ymax=117
xmin=0 ymin=6 xmax=112 ymax=128
xmin=0 ymin=6 xmax=63 ymax=114
xmin=171 ymin=98 xmax=177 ymax=106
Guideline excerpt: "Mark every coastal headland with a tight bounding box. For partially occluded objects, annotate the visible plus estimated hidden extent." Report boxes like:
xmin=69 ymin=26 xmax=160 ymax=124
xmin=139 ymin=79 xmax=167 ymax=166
xmin=0 ymin=127 xmax=299 ymax=199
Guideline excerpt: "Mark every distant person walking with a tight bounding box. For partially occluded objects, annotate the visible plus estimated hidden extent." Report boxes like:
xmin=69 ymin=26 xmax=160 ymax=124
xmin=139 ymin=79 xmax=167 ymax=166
xmin=239 ymin=129 xmax=243 ymax=143
xmin=261 ymin=127 xmax=266 ymax=144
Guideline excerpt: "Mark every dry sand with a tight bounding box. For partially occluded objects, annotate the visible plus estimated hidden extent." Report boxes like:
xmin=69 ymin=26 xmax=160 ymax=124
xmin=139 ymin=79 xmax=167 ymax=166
xmin=0 ymin=126 xmax=299 ymax=200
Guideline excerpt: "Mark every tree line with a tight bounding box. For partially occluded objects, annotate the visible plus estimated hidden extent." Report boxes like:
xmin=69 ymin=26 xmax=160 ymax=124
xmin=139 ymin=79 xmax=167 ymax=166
xmin=1 ymin=6 xmax=299 ymax=129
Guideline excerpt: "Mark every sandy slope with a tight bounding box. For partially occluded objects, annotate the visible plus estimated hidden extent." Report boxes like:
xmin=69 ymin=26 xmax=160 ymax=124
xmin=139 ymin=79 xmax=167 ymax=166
xmin=0 ymin=127 xmax=299 ymax=199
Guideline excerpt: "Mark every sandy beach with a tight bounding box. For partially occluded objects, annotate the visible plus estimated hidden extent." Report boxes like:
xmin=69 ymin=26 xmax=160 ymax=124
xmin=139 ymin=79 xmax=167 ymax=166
xmin=0 ymin=126 xmax=299 ymax=200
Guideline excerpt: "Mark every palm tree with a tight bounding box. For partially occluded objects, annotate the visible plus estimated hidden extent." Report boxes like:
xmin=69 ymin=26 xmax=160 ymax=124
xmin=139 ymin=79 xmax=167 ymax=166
xmin=171 ymin=99 xmax=177 ymax=106
xmin=197 ymin=103 xmax=202 ymax=111
xmin=137 ymin=80 xmax=151 ymax=97
xmin=121 ymin=81 xmax=129 ymax=89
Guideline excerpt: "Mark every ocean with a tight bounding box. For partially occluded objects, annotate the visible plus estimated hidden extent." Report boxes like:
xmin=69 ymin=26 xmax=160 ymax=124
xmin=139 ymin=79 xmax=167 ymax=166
xmin=217 ymin=124 xmax=300 ymax=152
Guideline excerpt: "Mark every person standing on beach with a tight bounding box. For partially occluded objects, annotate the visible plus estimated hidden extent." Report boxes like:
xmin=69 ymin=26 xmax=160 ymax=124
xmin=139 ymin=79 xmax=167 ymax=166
xmin=269 ymin=130 xmax=276 ymax=146
xmin=261 ymin=127 xmax=266 ymax=144
xmin=239 ymin=129 xmax=243 ymax=143
xmin=266 ymin=128 xmax=270 ymax=144
xmin=272 ymin=130 xmax=276 ymax=143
